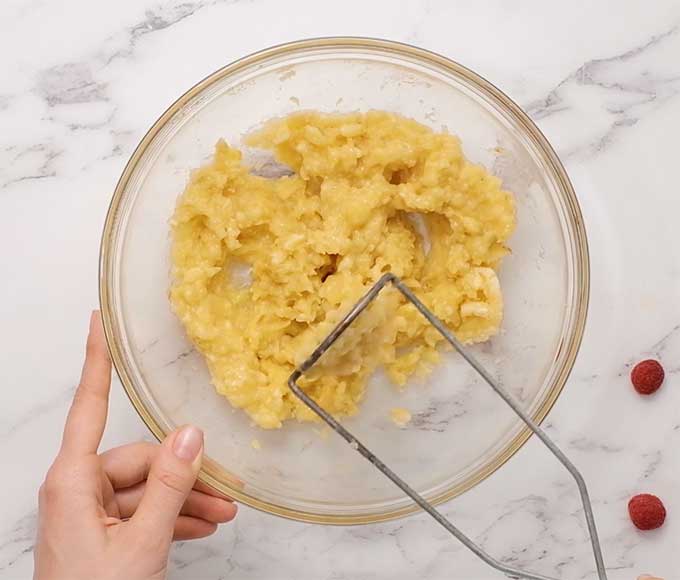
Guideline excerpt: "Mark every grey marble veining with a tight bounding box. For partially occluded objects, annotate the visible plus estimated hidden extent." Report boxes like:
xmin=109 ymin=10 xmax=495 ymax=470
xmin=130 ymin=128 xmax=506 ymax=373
xmin=1 ymin=0 xmax=679 ymax=578
xmin=524 ymin=24 xmax=680 ymax=159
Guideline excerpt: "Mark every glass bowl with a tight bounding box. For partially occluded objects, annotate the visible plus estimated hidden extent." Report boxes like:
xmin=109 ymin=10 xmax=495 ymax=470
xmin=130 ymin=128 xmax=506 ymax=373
xmin=100 ymin=38 xmax=589 ymax=524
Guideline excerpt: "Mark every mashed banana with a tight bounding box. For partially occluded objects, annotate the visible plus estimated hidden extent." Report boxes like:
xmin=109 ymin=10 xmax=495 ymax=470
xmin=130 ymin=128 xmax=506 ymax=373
xmin=390 ymin=407 xmax=412 ymax=428
xmin=170 ymin=111 xmax=515 ymax=429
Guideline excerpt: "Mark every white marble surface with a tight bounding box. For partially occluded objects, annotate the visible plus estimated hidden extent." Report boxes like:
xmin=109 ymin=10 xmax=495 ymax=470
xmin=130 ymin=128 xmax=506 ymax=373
xmin=1 ymin=0 xmax=679 ymax=578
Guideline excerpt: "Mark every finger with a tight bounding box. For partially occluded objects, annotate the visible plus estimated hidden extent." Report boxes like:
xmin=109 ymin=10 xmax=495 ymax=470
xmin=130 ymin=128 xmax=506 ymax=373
xmin=61 ymin=311 xmax=112 ymax=456
xmin=102 ymin=442 xmax=234 ymax=502
xmin=173 ymin=516 xmax=218 ymax=541
xmin=193 ymin=479 xmax=234 ymax=500
xmin=116 ymin=483 xmax=237 ymax=523
xmin=129 ymin=425 xmax=204 ymax=540
xmin=101 ymin=442 xmax=158 ymax=489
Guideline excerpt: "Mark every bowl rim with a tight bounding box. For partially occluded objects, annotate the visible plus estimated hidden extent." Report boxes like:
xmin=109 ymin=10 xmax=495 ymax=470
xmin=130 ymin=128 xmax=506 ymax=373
xmin=99 ymin=36 xmax=590 ymax=525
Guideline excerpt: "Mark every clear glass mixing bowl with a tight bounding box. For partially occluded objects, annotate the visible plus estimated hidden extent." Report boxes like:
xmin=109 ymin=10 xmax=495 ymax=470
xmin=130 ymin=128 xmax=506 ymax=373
xmin=100 ymin=38 xmax=589 ymax=524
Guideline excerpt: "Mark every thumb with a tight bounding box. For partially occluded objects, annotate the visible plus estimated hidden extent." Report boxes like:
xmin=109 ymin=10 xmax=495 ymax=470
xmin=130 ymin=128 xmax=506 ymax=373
xmin=130 ymin=425 xmax=204 ymax=538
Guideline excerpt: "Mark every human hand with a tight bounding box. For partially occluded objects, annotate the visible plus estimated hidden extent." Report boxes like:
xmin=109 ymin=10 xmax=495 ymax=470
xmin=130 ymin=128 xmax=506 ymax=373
xmin=34 ymin=311 xmax=237 ymax=580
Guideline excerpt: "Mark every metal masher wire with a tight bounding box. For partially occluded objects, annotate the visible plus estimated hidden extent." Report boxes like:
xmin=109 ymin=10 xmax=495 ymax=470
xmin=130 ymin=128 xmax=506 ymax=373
xmin=288 ymin=272 xmax=607 ymax=580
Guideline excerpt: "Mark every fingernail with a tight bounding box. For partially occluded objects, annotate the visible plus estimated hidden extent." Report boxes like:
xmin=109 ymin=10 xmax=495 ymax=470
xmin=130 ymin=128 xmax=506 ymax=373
xmin=173 ymin=425 xmax=203 ymax=461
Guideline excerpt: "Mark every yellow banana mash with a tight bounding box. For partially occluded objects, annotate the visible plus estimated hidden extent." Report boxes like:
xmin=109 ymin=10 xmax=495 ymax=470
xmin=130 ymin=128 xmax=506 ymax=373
xmin=170 ymin=112 xmax=515 ymax=429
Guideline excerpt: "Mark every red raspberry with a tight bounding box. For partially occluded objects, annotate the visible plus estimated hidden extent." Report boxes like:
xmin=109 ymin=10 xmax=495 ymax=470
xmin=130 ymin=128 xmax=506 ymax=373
xmin=630 ymin=359 xmax=665 ymax=395
xmin=628 ymin=493 xmax=666 ymax=530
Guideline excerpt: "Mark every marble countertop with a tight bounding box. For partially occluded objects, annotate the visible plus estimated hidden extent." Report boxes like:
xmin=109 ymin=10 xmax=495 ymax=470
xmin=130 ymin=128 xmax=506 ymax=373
xmin=1 ymin=0 xmax=679 ymax=578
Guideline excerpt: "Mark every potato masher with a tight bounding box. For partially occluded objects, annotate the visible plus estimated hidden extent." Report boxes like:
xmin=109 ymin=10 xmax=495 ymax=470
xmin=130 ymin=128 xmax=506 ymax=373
xmin=288 ymin=273 xmax=607 ymax=580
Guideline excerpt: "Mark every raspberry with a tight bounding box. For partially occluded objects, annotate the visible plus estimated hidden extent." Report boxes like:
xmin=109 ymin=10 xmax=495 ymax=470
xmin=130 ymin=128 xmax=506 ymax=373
xmin=630 ymin=359 xmax=665 ymax=395
xmin=628 ymin=494 xmax=666 ymax=530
